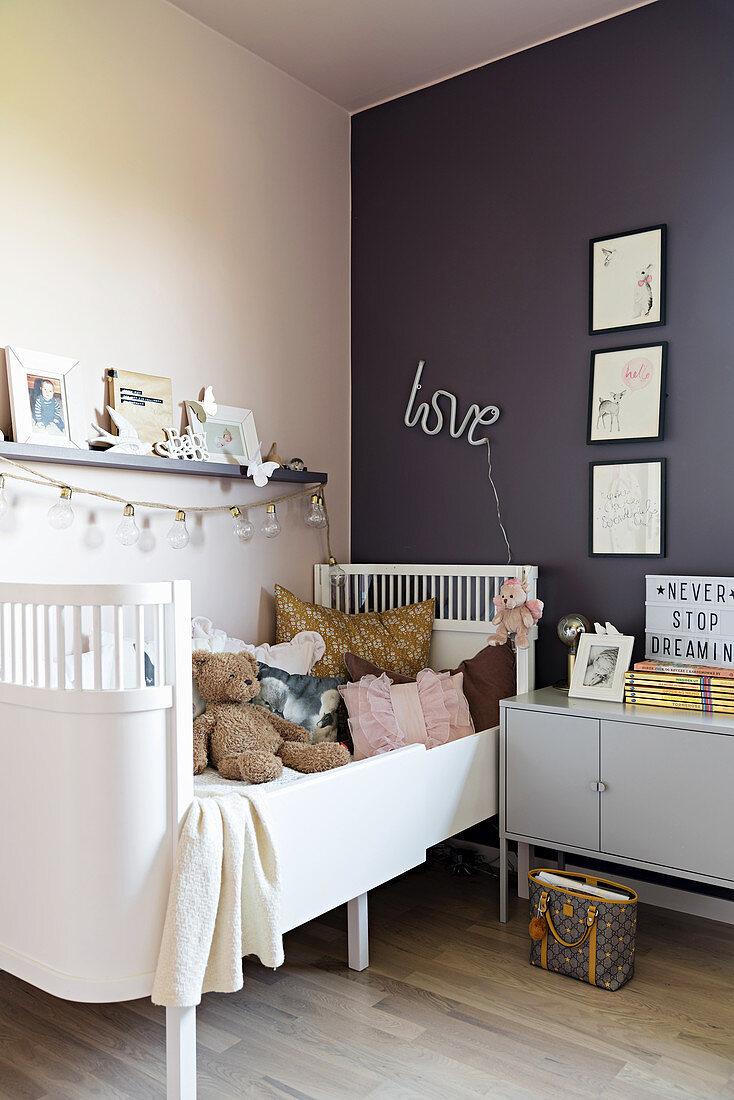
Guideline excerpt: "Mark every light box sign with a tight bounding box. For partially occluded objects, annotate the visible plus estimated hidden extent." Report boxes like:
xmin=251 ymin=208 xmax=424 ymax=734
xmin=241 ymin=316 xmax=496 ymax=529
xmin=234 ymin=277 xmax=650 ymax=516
xmin=645 ymin=575 xmax=734 ymax=668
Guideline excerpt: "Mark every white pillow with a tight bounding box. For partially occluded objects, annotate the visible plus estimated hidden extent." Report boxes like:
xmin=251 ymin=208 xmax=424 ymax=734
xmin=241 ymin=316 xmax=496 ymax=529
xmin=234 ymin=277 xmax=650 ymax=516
xmin=191 ymin=616 xmax=247 ymax=655
xmin=190 ymin=618 xmax=325 ymax=717
xmin=191 ymin=617 xmax=324 ymax=674
xmin=242 ymin=633 xmax=326 ymax=675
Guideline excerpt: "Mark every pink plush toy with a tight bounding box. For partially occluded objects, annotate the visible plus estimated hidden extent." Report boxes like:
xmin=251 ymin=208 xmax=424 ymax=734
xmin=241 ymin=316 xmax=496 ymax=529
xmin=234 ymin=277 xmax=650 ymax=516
xmin=488 ymin=579 xmax=544 ymax=650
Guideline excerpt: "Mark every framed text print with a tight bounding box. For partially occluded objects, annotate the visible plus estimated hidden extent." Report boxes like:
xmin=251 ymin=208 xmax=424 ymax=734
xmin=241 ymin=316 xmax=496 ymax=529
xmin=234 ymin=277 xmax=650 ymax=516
xmin=107 ymin=368 xmax=174 ymax=449
xmin=589 ymin=224 xmax=666 ymax=335
xmin=589 ymin=458 xmax=666 ymax=557
xmin=587 ymin=342 xmax=667 ymax=444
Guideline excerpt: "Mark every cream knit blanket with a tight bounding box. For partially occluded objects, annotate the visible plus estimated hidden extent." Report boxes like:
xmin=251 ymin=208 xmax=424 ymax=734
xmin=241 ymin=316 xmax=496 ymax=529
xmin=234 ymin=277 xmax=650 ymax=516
xmin=152 ymin=784 xmax=286 ymax=1007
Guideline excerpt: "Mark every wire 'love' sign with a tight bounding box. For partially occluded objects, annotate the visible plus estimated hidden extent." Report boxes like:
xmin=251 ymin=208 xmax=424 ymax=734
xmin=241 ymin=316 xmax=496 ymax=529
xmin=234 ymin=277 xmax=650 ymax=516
xmin=403 ymin=360 xmax=500 ymax=445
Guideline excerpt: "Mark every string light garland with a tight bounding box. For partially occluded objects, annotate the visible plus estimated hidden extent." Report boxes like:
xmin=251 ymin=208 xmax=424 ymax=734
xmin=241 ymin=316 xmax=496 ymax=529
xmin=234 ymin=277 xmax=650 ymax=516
xmin=0 ymin=454 xmax=336 ymax=553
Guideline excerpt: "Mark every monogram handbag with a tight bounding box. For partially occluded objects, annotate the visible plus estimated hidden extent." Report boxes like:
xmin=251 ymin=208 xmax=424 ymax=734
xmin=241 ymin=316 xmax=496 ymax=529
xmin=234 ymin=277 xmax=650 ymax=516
xmin=528 ymin=869 xmax=637 ymax=991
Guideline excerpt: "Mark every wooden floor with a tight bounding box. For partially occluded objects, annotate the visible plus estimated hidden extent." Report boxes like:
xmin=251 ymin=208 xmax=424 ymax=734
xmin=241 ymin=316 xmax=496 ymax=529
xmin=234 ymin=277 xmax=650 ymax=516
xmin=1 ymin=862 xmax=734 ymax=1099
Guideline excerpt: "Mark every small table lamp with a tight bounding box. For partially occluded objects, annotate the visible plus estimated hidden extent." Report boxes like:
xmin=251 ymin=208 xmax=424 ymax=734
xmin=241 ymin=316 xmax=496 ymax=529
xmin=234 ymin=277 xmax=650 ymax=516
xmin=555 ymin=613 xmax=591 ymax=691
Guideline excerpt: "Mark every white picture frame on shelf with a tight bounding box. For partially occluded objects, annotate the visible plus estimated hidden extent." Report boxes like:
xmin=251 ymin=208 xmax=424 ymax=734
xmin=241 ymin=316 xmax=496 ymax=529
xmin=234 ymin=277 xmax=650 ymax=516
xmin=5 ymin=346 xmax=87 ymax=450
xmin=569 ymin=633 xmax=635 ymax=702
xmin=186 ymin=403 xmax=259 ymax=464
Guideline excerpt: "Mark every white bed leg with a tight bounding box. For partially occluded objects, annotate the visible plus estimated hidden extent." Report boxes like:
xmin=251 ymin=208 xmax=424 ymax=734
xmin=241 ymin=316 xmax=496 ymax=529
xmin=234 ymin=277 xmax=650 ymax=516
xmin=166 ymin=1005 xmax=197 ymax=1100
xmin=517 ymin=842 xmax=532 ymax=899
xmin=347 ymin=892 xmax=369 ymax=971
xmin=499 ymin=837 xmax=508 ymax=923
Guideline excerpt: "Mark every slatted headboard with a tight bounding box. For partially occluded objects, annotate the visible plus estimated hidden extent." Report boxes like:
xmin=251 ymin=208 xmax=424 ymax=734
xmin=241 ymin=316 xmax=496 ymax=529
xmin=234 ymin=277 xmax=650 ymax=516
xmin=314 ymin=563 xmax=537 ymax=695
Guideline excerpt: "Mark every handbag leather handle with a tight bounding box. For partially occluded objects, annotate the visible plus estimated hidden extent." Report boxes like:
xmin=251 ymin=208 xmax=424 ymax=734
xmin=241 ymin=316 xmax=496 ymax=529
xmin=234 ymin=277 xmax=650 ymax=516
xmin=540 ymin=898 xmax=598 ymax=949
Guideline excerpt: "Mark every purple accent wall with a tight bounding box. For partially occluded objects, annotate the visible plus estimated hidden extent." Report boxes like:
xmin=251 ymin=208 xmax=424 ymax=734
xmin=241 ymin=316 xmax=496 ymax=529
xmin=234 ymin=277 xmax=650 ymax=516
xmin=351 ymin=0 xmax=734 ymax=684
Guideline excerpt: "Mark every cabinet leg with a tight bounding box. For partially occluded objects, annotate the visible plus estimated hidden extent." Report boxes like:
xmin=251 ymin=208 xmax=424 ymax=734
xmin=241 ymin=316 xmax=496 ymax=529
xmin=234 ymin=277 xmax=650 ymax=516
xmin=499 ymin=837 xmax=508 ymax=923
xmin=347 ymin=892 xmax=369 ymax=971
xmin=517 ymin=842 xmax=532 ymax=899
xmin=166 ymin=1005 xmax=196 ymax=1100
xmin=557 ymin=849 xmax=566 ymax=872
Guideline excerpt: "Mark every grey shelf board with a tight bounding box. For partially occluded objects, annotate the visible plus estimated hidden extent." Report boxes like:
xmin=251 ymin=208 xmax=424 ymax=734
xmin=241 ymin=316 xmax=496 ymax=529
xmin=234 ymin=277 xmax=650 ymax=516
xmin=0 ymin=441 xmax=327 ymax=484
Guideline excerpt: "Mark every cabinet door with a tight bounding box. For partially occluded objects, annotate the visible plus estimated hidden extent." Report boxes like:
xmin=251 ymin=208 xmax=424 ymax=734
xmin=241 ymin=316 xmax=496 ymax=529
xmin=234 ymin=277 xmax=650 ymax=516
xmin=601 ymin=721 xmax=734 ymax=881
xmin=505 ymin=709 xmax=600 ymax=850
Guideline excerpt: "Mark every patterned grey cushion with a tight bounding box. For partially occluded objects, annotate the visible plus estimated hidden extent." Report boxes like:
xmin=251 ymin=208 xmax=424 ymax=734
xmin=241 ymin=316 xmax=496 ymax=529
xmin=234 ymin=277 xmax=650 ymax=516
xmin=254 ymin=664 xmax=349 ymax=746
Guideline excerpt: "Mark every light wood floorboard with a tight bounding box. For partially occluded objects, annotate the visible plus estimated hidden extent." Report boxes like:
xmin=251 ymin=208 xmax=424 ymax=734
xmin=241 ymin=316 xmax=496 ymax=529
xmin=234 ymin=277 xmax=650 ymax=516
xmin=1 ymin=863 xmax=733 ymax=1099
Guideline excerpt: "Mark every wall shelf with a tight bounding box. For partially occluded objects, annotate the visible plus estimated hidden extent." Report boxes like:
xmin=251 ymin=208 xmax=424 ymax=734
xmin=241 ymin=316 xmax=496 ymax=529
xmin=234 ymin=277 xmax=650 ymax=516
xmin=0 ymin=442 xmax=327 ymax=485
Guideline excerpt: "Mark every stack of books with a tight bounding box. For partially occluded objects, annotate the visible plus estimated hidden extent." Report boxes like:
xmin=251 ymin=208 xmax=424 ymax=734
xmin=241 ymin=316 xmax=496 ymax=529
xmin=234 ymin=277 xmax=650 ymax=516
xmin=625 ymin=660 xmax=734 ymax=713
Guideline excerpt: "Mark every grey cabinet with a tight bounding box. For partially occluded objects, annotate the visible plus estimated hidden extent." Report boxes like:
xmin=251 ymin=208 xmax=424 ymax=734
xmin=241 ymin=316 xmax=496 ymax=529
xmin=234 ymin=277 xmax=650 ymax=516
xmin=505 ymin=709 xmax=599 ymax=850
xmin=499 ymin=689 xmax=734 ymax=923
xmin=601 ymin=720 xmax=734 ymax=880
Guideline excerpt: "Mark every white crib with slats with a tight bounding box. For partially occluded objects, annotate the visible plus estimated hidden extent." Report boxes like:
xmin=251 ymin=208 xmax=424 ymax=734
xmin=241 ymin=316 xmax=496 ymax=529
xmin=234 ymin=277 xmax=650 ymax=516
xmin=0 ymin=564 xmax=537 ymax=1099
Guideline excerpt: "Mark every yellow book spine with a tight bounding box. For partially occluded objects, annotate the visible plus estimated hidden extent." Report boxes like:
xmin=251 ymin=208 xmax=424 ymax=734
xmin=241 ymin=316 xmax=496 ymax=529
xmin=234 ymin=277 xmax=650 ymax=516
xmin=625 ymin=693 xmax=734 ymax=713
xmin=625 ymin=680 xmax=734 ymax=698
xmin=625 ymin=673 xmax=734 ymax=691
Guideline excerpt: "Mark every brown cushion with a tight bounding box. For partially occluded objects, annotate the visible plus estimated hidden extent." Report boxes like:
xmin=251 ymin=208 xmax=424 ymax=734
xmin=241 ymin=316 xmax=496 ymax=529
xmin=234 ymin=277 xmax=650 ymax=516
xmin=344 ymin=644 xmax=516 ymax=731
xmin=274 ymin=585 xmax=434 ymax=678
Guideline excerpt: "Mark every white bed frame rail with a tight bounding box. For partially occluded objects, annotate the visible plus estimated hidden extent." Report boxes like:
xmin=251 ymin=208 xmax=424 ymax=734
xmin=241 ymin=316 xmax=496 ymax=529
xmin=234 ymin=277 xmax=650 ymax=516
xmin=0 ymin=567 xmax=537 ymax=1100
xmin=0 ymin=580 xmax=195 ymax=1100
xmin=314 ymin=562 xmax=537 ymax=693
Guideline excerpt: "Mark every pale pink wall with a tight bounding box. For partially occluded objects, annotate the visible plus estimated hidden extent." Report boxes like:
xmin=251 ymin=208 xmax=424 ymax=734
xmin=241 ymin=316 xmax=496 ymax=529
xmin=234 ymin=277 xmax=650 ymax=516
xmin=0 ymin=0 xmax=350 ymax=641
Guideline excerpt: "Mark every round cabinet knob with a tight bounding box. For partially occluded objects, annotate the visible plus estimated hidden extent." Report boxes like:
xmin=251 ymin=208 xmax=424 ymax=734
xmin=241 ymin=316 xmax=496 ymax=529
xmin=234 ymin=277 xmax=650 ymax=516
xmin=589 ymin=781 xmax=608 ymax=792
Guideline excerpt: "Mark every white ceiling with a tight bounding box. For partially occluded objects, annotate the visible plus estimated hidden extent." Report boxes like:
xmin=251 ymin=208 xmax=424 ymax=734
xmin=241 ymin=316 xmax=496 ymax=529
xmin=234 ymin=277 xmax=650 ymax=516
xmin=166 ymin=0 xmax=656 ymax=112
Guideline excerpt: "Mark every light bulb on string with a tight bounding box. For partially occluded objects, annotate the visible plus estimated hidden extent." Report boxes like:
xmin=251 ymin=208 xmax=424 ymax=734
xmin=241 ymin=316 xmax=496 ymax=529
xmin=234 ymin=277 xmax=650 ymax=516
xmin=138 ymin=525 xmax=156 ymax=553
xmin=328 ymin=555 xmax=347 ymax=612
xmin=317 ymin=496 xmax=327 ymax=527
xmin=304 ymin=494 xmax=326 ymax=529
xmin=83 ymin=521 xmax=104 ymax=550
xmin=48 ymin=487 xmax=75 ymax=530
xmin=116 ymin=504 xmax=140 ymax=547
xmin=0 ymin=475 xmax=9 ymax=520
xmin=230 ymin=506 xmax=254 ymax=544
xmin=167 ymin=509 xmax=190 ymax=549
xmin=260 ymin=503 xmax=281 ymax=539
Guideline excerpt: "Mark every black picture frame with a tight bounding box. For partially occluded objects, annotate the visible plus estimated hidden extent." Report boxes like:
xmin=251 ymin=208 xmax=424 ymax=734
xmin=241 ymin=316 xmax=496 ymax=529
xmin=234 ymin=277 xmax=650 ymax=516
xmin=587 ymin=341 xmax=668 ymax=445
xmin=589 ymin=458 xmax=667 ymax=558
xmin=589 ymin=224 xmax=667 ymax=336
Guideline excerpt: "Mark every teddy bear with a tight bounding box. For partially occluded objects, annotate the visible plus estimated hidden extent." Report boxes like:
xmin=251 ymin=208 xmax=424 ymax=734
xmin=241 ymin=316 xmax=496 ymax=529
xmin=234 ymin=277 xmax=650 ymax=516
xmin=487 ymin=579 xmax=544 ymax=650
xmin=192 ymin=649 xmax=350 ymax=783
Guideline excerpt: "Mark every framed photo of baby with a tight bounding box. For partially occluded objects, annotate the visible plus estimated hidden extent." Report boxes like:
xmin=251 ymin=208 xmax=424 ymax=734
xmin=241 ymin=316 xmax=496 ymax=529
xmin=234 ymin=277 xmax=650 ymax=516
xmin=5 ymin=346 xmax=87 ymax=449
xmin=569 ymin=632 xmax=635 ymax=702
xmin=589 ymin=224 xmax=666 ymax=335
xmin=186 ymin=402 xmax=259 ymax=464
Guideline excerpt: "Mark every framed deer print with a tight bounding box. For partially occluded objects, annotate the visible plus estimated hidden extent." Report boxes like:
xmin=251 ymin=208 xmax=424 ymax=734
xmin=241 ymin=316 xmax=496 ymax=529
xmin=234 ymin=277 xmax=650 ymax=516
xmin=589 ymin=458 xmax=666 ymax=558
xmin=589 ymin=224 xmax=666 ymax=335
xmin=587 ymin=342 xmax=667 ymax=444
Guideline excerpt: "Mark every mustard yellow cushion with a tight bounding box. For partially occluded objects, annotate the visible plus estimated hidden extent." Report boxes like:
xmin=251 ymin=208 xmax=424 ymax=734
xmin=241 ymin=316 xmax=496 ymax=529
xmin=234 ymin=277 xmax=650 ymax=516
xmin=274 ymin=585 xmax=434 ymax=678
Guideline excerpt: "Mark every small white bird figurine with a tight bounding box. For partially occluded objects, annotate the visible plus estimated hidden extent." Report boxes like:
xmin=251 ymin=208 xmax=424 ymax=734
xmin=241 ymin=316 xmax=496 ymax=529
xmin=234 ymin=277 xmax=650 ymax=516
xmin=246 ymin=442 xmax=279 ymax=487
xmin=89 ymin=406 xmax=153 ymax=455
xmin=593 ymin=621 xmax=622 ymax=636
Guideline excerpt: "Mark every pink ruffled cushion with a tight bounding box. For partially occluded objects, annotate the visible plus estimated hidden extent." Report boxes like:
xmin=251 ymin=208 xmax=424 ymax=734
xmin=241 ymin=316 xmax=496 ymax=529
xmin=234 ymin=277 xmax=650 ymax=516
xmin=339 ymin=670 xmax=474 ymax=761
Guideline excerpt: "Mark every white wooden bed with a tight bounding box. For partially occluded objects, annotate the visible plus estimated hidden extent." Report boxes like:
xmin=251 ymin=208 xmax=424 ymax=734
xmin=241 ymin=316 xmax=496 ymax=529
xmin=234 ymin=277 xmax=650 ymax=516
xmin=0 ymin=563 xmax=537 ymax=1099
